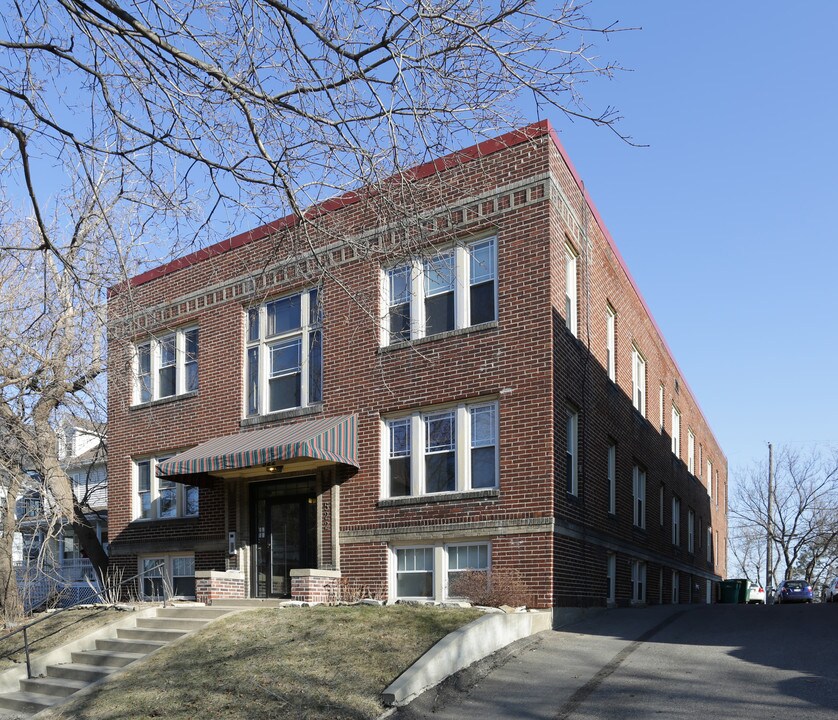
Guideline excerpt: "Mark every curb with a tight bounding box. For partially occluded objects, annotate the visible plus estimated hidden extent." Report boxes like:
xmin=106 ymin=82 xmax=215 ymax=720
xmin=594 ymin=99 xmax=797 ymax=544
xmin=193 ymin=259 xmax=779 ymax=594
xmin=382 ymin=610 xmax=552 ymax=707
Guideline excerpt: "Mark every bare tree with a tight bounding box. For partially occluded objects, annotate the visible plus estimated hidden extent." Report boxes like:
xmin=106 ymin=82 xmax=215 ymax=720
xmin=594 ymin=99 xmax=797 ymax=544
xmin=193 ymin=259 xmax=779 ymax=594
xmin=0 ymin=1 xmax=631 ymax=613
xmin=730 ymin=446 xmax=838 ymax=589
xmin=0 ymin=0 xmax=629 ymax=259
xmin=0 ymin=182 xmax=140 ymax=614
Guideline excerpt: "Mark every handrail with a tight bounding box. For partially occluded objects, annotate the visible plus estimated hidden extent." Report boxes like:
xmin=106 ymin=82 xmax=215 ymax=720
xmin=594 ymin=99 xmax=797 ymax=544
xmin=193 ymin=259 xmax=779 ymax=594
xmin=1 ymin=561 xmax=167 ymax=678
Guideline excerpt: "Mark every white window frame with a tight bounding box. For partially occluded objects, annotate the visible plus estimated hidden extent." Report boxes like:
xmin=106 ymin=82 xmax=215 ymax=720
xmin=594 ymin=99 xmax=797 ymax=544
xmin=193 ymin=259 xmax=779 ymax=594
xmin=566 ymin=408 xmax=578 ymax=496
xmin=672 ymin=497 xmax=681 ymax=546
xmin=391 ymin=542 xmax=491 ymax=602
xmin=671 ymin=570 xmax=680 ymax=604
xmin=707 ymin=460 xmax=713 ymax=499
xmin=688 ymin=509 xmax=695 ymax=553
xmin=631 ymin=560 xmax=646 ymax=603
xmin=133 ymin=326 xmax=199 ymax=404
xmin=139 ymin=554 xmax=196 ymax=600
xmin=659 ymin=484 xmax=665 ymax=526
xmin=606 ymin=305 xmax=616 ymax=381
xmin=607 ymin=442 xmax=616 ymax=515
xmin=606 ymin=553 xmax=616 ymax=604
xmin=245 ymin=289 xmax=322 ymax=417
xmin=671 ymin=405 xmax=681 ymax=458
xmin=687 ymin=430 xmax=695 ymax=474
xmin=381 ymin=236 xmax=497 ymax=345
xmin=632 ymin=465 xmax=646 ymax=529
xmin=446 ymin=542 xmax=491 ymax=599
xmin=659 ymin=383 xmax=665 ymax=430
xmin=707 ymin=527 xmax=714 ymax=563
xmin=632 ymin=345 xmax=646 ymax=417
xmin=133 ymin=456 xmax=199 ymax=521
xmin=382 ymin=401 xmax=498 ymax=498
xmin=565 ymin=245 xmax=578 ymax=336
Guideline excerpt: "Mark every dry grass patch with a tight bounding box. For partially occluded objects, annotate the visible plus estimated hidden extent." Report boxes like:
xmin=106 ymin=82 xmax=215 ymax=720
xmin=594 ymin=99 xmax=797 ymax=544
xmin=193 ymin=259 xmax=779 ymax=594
xmin=41 ymin=604 xmax=482 ymax=720
xmin=0 ymin=607 xmax=130 ymax=672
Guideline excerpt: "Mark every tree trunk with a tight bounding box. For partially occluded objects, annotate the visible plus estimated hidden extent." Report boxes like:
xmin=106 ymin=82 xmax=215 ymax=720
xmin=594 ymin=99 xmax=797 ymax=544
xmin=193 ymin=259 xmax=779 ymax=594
xmin=0 ymin=470 xmax=23 ymax=622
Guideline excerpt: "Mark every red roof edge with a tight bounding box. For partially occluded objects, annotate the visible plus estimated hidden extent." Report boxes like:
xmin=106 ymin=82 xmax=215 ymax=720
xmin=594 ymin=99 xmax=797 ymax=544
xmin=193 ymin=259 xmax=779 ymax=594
xmin=112 ymin=121 xmax=552 ymax=295
xmin=544 ymin=126 xmax=724 ymax=461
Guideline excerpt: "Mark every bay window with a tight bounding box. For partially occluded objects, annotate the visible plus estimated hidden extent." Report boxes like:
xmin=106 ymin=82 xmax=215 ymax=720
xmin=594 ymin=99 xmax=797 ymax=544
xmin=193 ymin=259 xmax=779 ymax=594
xmin=383 ymin=401 xmax=498 ymax=498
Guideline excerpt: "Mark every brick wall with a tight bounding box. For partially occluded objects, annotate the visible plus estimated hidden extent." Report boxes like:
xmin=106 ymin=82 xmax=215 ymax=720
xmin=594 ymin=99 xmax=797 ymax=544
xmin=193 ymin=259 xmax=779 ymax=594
xmin=107 ymin=121 xmax=726 ymax=609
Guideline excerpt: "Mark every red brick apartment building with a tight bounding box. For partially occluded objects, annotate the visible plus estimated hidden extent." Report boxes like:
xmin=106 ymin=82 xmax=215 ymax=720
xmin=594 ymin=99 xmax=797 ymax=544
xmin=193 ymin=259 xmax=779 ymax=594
xmin=107 ymin=120 xmax=727 ymax=612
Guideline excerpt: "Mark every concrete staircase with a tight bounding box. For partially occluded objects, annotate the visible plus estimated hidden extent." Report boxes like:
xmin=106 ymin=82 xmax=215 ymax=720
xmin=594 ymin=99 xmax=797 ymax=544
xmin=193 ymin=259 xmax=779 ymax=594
xmin=0 ymin=605 xmax=234 ymax=717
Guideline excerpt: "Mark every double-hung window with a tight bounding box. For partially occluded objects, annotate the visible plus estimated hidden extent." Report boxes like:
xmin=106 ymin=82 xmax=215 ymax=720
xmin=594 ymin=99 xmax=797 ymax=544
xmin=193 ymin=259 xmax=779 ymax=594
xmin=672 ymin=497 xmax=681 ymax=546
xmin=140 ymin=555 xmax=195 ymax=600
xmin=632 ymin=345 xmax=646 ymax=416
xmin=672 ymin=571 xmax=680 ymax=604
xmin=447 ymin=543 xmax=490 ymax=598
xmin=671 ymin=405 xmax=681 ymax=458
xmin=687 ymin=431 xmax=695 ymax=474
xmin=607 ymin=442 xmax=616 ymax=515
xmin=383 ymin=237 xmax=497 ymax=345
xmin=134 ymin=457 xmax=199 ymax=521
xmin=383 ymin=401 xmax=498 ymax=498
xmin=393 ymin=542 xmax=491 ymax=602
xmin=566 ymin=408 xmax=578 ymax=496
xmin=688 ymin=509 xmax=695 ymax=553
xmin=631 ymin=560 xmax=646 ymax=602
xmin=395 ymin=547 xmax=434 ymax=598
xmin=606 ymin=305 xmax=616 ymax=381
xmin=134 ymin=327 xmax=199 ymax=404
xmin=707 ymin=460 xmax=713 ymax=499
xmin=246 ymin=289 xmax=322 ymax=416
xmin=632 ymin=465 xmax=646 ymax=529
xmin=565 ymin=245 xmax=578 ymax=336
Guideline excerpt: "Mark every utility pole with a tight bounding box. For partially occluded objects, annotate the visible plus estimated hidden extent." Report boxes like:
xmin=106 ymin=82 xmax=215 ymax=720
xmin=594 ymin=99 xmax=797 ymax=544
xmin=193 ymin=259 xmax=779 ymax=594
xmin=767 ymin=442 xmax=774 ymax=590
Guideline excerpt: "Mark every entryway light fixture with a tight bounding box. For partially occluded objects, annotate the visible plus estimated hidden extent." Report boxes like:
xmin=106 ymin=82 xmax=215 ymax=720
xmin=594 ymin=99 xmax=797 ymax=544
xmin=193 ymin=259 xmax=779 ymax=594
xmin=266 ymin=464 xmax=283 ymax=473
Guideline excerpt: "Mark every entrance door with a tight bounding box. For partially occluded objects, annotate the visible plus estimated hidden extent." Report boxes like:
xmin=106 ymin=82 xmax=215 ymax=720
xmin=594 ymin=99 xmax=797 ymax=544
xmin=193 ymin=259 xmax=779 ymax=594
xmin=253 ymin=482 xmax=316 ymax=598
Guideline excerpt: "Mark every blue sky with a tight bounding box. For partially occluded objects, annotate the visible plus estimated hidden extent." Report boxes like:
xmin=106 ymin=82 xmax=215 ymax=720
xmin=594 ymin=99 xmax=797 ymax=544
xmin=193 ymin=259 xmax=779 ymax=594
xmin=535 ymin=1 xmax=838 ymax=479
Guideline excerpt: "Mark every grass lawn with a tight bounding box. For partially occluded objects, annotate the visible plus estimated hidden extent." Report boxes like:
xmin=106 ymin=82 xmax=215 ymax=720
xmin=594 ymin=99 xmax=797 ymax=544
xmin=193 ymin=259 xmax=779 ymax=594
xmin=42 ymin=604 xmax=484 ymax=720
xmin=0 ymin=607 xmax=130 ymax=672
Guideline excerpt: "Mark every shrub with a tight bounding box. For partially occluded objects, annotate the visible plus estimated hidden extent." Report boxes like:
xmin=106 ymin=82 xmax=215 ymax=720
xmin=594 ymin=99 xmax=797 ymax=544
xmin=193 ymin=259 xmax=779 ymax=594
xmin=449 ymin=569 xmax=534 ymax=608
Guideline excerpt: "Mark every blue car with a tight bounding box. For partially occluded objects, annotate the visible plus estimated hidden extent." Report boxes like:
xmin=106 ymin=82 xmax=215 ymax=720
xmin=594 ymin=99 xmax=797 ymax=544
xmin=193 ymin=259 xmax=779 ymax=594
xmin=773 ymin=580 xmax=814 ymax=604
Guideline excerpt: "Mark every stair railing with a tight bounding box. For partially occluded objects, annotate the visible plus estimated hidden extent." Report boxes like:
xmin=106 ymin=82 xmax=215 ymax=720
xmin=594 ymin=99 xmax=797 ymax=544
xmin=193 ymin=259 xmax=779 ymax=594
xmin=0 ymin=561 xmax=166 ymax=679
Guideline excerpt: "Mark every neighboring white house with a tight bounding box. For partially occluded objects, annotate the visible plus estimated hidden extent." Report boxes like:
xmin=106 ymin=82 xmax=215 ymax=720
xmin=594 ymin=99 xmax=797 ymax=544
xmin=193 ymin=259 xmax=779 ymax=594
xmin=14 ymin=420 xmax=108 ymax=609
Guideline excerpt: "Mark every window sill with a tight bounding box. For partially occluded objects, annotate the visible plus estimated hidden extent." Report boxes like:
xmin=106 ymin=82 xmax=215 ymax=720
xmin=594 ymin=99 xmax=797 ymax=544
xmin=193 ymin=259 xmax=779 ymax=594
xmin=130 ymin=515 xmax=199 ymax=524
xmin=379 ymin=488 xmax=499 ymax=507
xmin=241 ymin=404 xmax=323 ymax=428
xmin=130 ymin=391 xmax=198 ymax=410
xmin=379 ymin=321 xmax=498 ymax=353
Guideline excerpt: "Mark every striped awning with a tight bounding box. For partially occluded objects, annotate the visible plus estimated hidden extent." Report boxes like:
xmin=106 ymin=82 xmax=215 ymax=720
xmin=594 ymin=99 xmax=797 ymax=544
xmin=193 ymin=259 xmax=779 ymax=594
xmin=156 ymin=414 xmax=358 ymax=479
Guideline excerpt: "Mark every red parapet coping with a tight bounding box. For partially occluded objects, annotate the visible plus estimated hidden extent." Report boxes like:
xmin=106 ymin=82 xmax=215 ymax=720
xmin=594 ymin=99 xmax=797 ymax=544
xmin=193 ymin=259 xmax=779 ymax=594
xmin=113 ymin=121 xmax=552 ymax=294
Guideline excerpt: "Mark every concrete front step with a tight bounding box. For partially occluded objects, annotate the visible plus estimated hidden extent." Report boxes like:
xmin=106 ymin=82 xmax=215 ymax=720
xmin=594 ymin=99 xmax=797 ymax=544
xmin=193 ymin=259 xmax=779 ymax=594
xmin=156 ymin=606 xmax=232 ymax=620
xmin=71 ymin=649 xmax=145 ymax=667
xmin=117 ymin=627 xmax=188 ymax=642
xmin=210 ymin=598 xmax=284 ymax=608
xmin=47 ymin=663 xmax=117 ymax=683
xmin=20 ymin=676 xmax=89 ymax=698
xmin=136 ymin=616 xmax=210 ymax=632
xmin=0 ymin=690 xmax=60 ymax=714
xmin=96 ymin=637 xmax=168 ymax=654
xmin=0 ymin=605 xmax=229 ymax=717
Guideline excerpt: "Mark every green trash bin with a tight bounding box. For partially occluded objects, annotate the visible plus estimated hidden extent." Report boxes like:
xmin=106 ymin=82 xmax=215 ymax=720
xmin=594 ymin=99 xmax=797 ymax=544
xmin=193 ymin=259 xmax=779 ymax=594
xmin=719 ymin=578 xmax=748 ymax=603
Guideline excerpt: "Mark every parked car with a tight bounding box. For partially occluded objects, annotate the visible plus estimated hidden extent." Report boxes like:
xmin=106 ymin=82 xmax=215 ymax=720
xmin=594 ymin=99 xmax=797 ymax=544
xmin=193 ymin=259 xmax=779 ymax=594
xmin=746 ymin=581 xmax=766 ymax=604
xmin=773 ymin=579 xmax=814 ymax=604
xmin=822 ymin=578 xmax=838 ymax=603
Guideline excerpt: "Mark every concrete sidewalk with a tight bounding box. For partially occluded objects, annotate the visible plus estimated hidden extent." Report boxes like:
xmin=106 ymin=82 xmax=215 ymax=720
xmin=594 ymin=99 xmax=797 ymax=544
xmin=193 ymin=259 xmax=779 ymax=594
xmin=392 ymin=603 xmax=705 ymax=720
